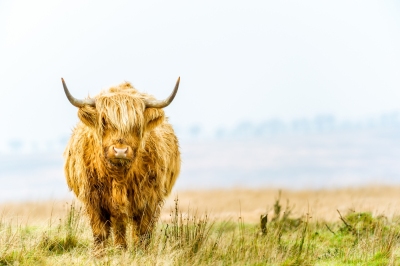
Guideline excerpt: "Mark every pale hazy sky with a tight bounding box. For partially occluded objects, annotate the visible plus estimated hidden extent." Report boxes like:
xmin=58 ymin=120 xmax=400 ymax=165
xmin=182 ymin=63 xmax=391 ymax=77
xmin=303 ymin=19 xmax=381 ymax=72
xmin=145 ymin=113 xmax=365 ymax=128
xmin=1 ymin=1 xmax=400 ymax=145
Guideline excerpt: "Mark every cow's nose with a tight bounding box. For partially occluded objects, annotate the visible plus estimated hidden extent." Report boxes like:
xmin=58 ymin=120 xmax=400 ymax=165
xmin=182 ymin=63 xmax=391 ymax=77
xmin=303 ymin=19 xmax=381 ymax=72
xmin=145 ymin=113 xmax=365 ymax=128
xmin=113 ymin=147 xmax=128 ymax=158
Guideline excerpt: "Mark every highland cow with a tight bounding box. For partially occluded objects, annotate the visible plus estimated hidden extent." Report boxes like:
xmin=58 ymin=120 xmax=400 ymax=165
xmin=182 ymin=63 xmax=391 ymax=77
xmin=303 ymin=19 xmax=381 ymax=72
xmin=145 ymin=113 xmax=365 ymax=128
xmin=61 ymin=77 xmax=181 ymax=252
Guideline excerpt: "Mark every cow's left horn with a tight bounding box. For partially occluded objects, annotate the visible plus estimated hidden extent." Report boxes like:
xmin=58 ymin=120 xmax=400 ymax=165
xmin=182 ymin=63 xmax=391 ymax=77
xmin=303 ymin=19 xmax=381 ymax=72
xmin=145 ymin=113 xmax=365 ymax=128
xmin=144 ymin=77 xmax=180 ymax=108
xmin=61 ymin=78 xmax=96 ymax=108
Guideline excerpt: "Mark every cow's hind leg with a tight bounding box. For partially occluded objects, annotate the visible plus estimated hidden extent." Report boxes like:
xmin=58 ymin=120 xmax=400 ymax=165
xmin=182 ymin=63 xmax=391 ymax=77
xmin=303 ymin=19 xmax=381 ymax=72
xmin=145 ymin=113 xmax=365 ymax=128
xmin=111 ymin=215 xmax=127 ymax=249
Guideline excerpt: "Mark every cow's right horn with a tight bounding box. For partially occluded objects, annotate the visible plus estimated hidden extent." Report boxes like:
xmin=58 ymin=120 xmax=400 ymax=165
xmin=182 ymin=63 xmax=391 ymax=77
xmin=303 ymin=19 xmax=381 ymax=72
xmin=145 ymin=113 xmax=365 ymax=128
xmin=144 ymin=77 xmax=180 ymax=108
xmin=62 ymin=78 xmax=95 ymax=108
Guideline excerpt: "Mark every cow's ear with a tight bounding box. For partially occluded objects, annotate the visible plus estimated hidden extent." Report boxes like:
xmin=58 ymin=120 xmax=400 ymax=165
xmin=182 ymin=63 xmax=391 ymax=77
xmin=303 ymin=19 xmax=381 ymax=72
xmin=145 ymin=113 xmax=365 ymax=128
xmin=78 ymin=106 xmax=98 ymax=128
xmin=143 ymin=108 xmax=165 ymax=132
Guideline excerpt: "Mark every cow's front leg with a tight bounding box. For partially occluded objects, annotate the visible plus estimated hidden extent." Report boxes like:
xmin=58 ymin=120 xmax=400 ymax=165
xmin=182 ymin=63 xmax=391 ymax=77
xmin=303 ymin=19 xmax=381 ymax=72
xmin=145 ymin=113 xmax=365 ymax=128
xmin=131 ymin=222 xmax=140 ymax=246
xmin=88 ymin=207 xmax=111 ymax=255
xmin=134 ymin=205 xmax=161 ymax=247
xmin=111 ymin=215 xmax=127 ymax=249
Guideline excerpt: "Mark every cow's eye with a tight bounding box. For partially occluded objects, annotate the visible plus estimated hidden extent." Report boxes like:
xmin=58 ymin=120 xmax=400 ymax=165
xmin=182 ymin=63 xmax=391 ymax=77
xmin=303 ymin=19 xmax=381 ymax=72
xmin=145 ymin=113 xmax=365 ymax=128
xmin=102 ymin=117 xmax=107 ymax=127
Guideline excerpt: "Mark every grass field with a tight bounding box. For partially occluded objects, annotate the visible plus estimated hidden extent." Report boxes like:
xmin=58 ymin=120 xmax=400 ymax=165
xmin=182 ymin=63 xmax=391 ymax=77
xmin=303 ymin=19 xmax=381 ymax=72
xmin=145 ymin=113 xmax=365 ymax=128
xmin=1 ymin=186 xmax=400 ymax=265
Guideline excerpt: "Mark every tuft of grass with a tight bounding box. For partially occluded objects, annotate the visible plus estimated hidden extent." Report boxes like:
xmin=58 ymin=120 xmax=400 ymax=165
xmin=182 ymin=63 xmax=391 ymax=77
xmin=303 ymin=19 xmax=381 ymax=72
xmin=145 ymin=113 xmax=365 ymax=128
xmin=158 ymin=197 xmax=214 ymax=261
xmin=38 ymin=201 xmax=86 ymax=254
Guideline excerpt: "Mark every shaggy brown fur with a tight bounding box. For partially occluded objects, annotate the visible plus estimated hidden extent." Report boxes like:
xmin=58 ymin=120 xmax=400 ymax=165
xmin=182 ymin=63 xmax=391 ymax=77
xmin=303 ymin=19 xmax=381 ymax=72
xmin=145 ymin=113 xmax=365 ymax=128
xmin=63 ymin=82 xmax=180 ymax=251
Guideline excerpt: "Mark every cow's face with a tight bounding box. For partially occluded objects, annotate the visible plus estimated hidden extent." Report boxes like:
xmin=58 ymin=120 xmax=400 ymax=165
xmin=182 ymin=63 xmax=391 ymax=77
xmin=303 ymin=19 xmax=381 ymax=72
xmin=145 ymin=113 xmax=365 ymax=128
xmin=100 ymin=117 xmax=140 ymax=167
xmin=62 ymin=77 xmax=179 ymax=168
xmin=99 ymin=107 xmax=165 ymax=168
xmin=77 ymin=88 xmax=165 ymax=168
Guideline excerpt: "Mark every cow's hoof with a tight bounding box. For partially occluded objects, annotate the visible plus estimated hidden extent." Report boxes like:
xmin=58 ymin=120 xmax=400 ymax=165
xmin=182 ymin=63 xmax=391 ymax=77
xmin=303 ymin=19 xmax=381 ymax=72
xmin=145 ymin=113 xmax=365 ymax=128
xmin=91 ymin=246 xmax=106 ymax=258
xmin=114 ymin=243 xmax=127 ymax=250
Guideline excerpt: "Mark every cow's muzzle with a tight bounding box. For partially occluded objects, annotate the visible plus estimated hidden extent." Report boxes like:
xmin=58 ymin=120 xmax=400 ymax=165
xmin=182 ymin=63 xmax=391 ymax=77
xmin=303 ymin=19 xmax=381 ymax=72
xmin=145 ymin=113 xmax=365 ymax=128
xmin=113 ymin=147 xmax=128 ymax=158
xmin=106 ymin=145 xmax=134 ymax=165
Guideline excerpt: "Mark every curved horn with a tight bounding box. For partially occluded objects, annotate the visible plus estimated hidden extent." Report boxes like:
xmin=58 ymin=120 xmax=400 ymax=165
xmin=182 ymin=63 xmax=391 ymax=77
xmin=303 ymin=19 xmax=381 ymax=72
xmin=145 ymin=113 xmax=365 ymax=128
xmin=144 ymin=77 xmax=180 ymax=108
xmin=61 ymin=78 xmax=95 ymax=108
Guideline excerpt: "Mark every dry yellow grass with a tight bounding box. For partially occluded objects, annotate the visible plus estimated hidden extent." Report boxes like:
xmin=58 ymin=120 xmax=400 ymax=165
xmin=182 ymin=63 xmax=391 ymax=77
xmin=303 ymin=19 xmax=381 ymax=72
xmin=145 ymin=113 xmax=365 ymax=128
xmin=165 ymin=185 xmax=400 ymax=222
xmin=2 ymin=186 xmax=400 ymax=265
xmin=2 ymin=185 xmax=400 ymax=225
